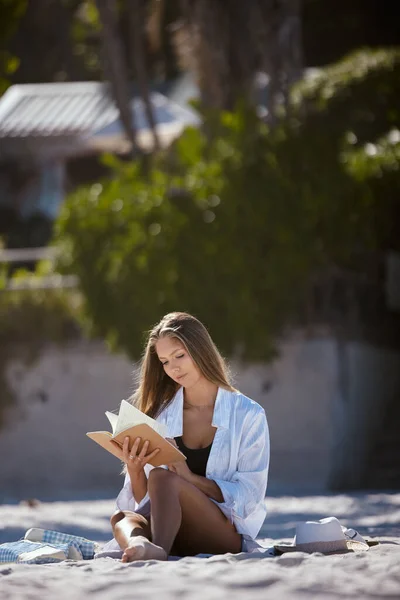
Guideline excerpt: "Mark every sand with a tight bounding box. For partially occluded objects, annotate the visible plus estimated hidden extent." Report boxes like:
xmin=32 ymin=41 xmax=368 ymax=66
xmin=1 ymin=491 xmax=399 ymax=600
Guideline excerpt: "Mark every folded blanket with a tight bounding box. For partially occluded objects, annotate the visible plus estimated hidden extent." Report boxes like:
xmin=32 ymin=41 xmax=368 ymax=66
xmin=24 ymin=528 xmax=97 ymax=560
xmin=0 ymin=528 xmax=98 ymax=564
xmin=0 ymin=540 xmax=76 ymax=564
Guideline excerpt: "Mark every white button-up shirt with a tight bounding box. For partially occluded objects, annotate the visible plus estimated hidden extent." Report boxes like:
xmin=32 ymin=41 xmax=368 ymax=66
xmin=115 ymin=386 xmax=270 ymax=539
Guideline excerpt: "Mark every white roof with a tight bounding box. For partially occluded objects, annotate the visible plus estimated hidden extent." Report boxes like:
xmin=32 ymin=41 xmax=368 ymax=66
xmin=0 ymin=81 xmax=200 ymax=155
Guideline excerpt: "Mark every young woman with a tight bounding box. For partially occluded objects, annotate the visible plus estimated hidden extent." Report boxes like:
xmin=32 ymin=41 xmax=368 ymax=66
xmin=104 ymin=312 xmax=270 ymax=562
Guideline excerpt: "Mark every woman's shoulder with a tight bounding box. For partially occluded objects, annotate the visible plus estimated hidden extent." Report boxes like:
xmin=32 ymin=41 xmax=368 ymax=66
xmin=227 ymin=388 xmax=266 ymax=419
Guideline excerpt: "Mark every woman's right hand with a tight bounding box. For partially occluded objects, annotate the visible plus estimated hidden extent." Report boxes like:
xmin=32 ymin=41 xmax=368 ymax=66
xmin=118 ymin=436 xmax=160 ymax=476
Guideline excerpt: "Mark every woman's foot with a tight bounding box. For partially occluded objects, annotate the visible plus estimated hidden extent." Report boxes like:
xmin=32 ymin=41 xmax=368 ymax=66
xmin=121 ymin=536 xmax=167 ymax=563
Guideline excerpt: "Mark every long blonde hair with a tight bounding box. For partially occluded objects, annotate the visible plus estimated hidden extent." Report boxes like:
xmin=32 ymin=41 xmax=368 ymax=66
xmin=131 ymin=312 xmax=235 ymax=417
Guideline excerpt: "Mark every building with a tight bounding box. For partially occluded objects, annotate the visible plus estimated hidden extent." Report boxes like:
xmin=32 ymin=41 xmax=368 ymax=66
xmin=0 ymin=80 xmax=200 ymax=247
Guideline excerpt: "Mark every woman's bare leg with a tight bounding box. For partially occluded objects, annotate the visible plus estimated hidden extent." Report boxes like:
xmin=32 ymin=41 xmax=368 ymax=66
xmin=148 ymin=468 xmax=242 ymax=557
xmin=110 ymin=510 xmax=167 ymax=562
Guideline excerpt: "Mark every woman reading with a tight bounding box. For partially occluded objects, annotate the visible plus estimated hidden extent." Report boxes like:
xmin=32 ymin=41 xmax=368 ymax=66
xmin=105 ymin=312 xmax=270 ymax=561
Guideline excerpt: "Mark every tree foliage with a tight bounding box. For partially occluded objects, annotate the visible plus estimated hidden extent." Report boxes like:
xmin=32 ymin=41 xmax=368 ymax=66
xmin=0 ymin=0 xmax=27 ymax=93
xmin=0 ymin=260 xmax=83 ymax=423
xmin=55 ymin=48 xmax=400 ymax=360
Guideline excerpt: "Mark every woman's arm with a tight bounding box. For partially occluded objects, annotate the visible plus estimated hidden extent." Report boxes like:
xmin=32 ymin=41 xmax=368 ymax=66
xmin=128 ymin=468 xmax=148 ymax=504
xmin=167 ymin=460 xmax=224 ymax=501
xmin=112 ymin=436 xmax=159 ymax=505
xmin=187 ymin=473 xmax=224 ymax=502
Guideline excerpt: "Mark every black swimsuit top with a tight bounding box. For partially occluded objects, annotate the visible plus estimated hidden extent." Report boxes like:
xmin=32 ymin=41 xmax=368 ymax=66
xmin=174 ymin=437 xmax=213 ymax=477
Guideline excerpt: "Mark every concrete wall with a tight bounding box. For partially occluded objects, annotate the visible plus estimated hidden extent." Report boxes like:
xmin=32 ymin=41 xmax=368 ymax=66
xmin=1 ymin=336 xmax=399 ymax=501
xmin=0 ymin=342 xmax=134 ymax=502
xmin=232 ymin=338 xmax=338 ymax=492
xmin=329 ymin=338 xmax=400 ymax=489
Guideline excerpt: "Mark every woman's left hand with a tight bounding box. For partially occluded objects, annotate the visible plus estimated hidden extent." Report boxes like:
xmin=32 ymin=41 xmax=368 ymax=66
xmin=168 ymin=459 xmax=194 ymax=483
xmin=166 ymin=438 xmax=194 ymax=482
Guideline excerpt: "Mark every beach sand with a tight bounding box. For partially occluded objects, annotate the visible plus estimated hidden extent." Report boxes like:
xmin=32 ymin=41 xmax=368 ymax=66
xmin=1 ymin=492 xmax=399 ymax=599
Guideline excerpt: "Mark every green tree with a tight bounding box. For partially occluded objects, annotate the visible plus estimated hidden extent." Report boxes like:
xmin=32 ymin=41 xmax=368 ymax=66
xmin=0 ymin=0 xmax=27 ymax=94
xmin=92 ymin=0 xmax=303 ymax=151
xmin=55 ymin=48 xmax=400 ymax=360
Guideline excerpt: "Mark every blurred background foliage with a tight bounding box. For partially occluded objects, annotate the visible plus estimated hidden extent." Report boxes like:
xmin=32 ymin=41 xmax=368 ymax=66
xmin=3 ymin=0 xmax=399 ymax=87
xmin=0 ymin=258 xmax=82 ymax=422
xmin=0 ymin=0 xmax=399 ymax=365
xmin=0 ymin=0 xmax=399 ymax=492
xmin=0 ymin=0 xmax=27 ymax=94
xmin=53 ymin=48 xmax=400 ymax=360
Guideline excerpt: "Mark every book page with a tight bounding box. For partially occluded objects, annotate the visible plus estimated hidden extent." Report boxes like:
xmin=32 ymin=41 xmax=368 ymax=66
xmin=114 ymin=400 xmax=167 ymax=438
xmin=105 ymin=411 xmax=118 ymax=435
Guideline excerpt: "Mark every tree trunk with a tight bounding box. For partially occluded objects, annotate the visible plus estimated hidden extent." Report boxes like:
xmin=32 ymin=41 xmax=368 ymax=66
xmin=130 ymin=0 xmax=160 ymax=152
xmin=176 ymin=0 xmax=303 ymax=117
xmin=96 ymin=0 xmax=137 ymax=153
xmin=249 ymin=0 xmax=304 ymax=121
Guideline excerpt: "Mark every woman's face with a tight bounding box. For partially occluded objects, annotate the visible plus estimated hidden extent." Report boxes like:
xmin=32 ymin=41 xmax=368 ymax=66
xmin=155 ymin=336 xmax=202 ymax=389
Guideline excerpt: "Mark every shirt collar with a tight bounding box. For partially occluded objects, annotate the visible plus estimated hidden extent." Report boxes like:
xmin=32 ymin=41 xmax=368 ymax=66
xmin=165 ymin=386 xmax=232 ymax=437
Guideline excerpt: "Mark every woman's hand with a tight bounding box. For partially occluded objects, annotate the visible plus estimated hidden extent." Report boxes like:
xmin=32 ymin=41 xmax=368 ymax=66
xmin=166 ymin=437 xmax=194 ymax=482
xmin=168 ymin=459 xmax=194 ymax=483
xmin=112 ymin=436 xmax=160 ymax=477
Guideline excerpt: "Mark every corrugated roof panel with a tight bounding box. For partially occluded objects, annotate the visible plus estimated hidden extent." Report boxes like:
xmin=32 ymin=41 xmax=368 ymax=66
xmin=71 ymin=94 xmax=99 ymax=130
xmin=0 ymin=82 xmax=118 ymax=138
xmin=33 ymin=95 xmax=71 ymax=135
xmin=64 ymin=94 xmax=97 ymax=131
xmin=35 ymin=93 xmax=92 ymax=135
xmin=8 ymin=95 xmax=41 ymax=135
xmin=0 ymin=81 xmax=201 ymax=154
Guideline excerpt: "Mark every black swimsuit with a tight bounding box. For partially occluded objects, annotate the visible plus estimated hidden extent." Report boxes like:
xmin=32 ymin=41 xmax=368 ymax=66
xmin=174 ymin=437 xmax=213 ymax=477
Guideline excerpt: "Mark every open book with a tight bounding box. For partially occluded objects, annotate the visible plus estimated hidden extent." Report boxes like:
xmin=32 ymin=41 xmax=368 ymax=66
xmin=86 ymin=400 xmax=186 ymax=467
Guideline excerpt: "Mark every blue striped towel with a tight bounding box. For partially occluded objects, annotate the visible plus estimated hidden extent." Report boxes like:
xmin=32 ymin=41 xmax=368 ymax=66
xmin=24 ymin=528 xmax=97 ymax=560
xmin=0 ymin=540 xmax=75 ymax=564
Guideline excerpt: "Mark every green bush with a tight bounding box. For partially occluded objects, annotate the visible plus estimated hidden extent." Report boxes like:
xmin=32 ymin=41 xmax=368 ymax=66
xmin=54 ymin=48 xmax=400 ymax=361
xmin=0 ymin=263 xmax=83 ymax=423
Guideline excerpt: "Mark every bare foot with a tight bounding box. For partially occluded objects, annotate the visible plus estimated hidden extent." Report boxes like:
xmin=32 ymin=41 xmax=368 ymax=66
xmin=121 ymin=536 xmax=167 ymax=563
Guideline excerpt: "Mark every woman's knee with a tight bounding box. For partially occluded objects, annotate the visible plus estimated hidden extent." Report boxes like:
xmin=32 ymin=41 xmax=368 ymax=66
xmin=148 ymin=467 xmax=179 ymax=493
xmin=110 ymin=510 xmax=125 ymax=528
xmin=112 ymin=511 xmax=149 ymax=533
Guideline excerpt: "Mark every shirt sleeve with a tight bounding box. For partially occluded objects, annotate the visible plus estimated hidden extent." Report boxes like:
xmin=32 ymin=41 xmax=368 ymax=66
xmin=115 ymin=465 xmax=152 ymax=514
xmin=212 ymin=409 xmax=270 ymax=522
